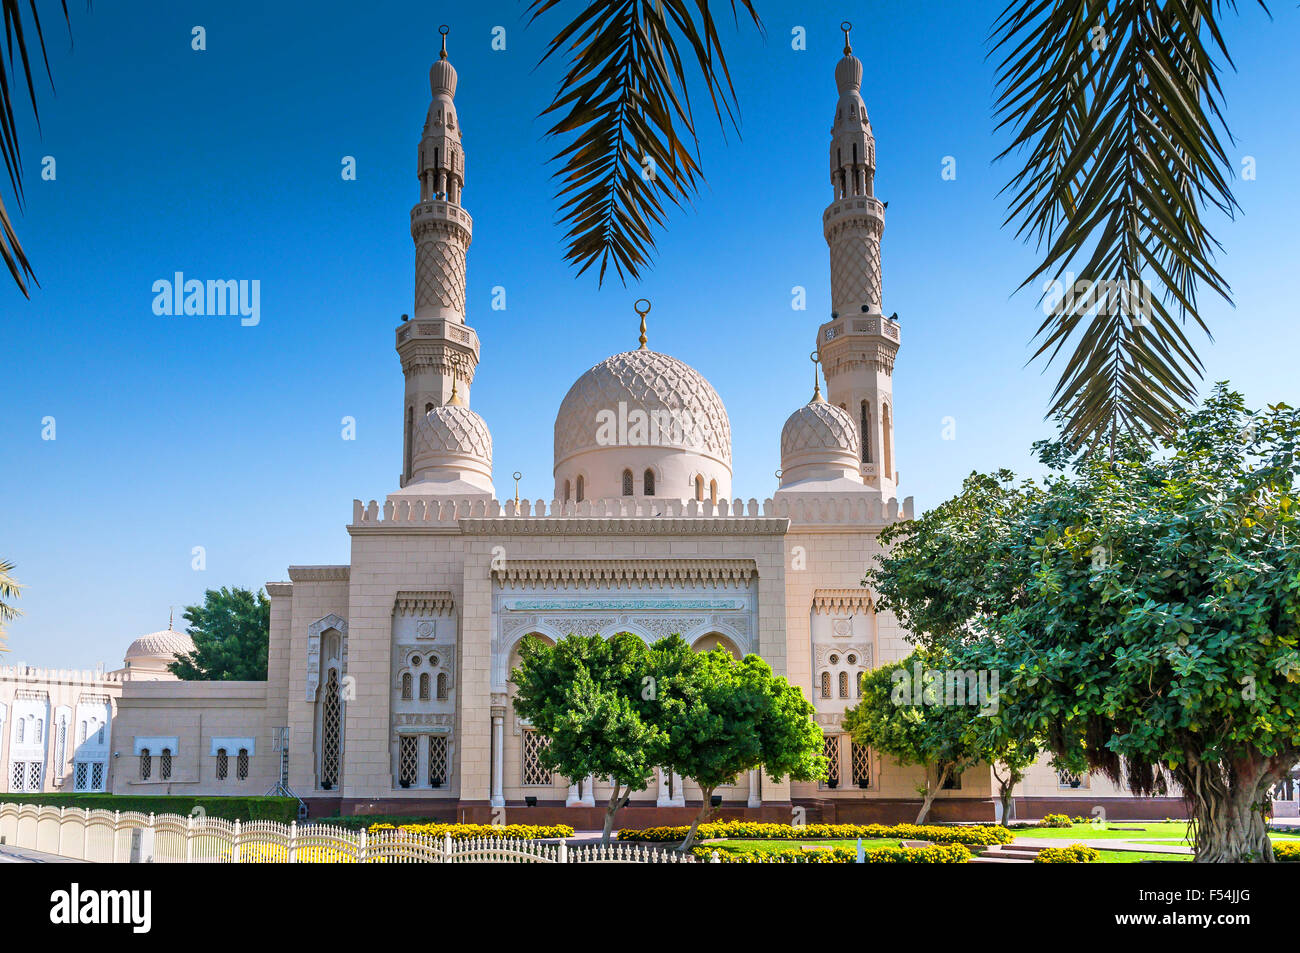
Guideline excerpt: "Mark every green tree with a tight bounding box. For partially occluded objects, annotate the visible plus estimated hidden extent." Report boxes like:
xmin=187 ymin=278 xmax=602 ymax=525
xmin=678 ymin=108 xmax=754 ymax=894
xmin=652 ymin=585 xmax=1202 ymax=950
xmin=844 ymin=650 xmax=986 ymax=824
xmin=652 ymin=637 xmax=826 ymax=851
xmin=872 ymin=384 xmax=1300 ymax=861
xmin=0 ymin=559 xmax=23 ymax=652
xmin=170 ymin=587 xmax=269 ymax=681
xmin=510 ymin=632 xmax=664 ymax=844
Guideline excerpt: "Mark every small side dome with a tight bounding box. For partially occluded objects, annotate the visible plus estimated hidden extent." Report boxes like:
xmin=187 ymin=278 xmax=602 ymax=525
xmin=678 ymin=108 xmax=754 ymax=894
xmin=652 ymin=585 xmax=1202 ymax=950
xmin=125 ymin=630 xmax=196 ymax=662
xmin=780 ymin=397 xmax=861 ymax=487
xmin=408 ymin=402 xmax=494 ymax=494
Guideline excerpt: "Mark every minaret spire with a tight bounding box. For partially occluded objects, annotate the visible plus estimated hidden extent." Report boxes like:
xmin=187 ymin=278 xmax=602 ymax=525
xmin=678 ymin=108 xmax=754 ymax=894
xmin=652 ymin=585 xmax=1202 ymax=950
xmin=396 ymin=26 xmax=483 ymax=487
xmin=817 ymin=22 xmax=901 ymax=498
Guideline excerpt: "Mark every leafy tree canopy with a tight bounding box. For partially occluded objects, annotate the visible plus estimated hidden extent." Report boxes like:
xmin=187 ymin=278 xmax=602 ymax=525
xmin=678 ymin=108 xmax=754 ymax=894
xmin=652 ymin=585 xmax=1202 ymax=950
xmin=170 ymin=586 xmax=269 ymax=681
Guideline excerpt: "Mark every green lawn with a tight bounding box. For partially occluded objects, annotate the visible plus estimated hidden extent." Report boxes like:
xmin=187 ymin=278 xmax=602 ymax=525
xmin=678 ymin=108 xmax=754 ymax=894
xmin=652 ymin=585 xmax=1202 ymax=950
xmin=1014 ymin=822 xmax=1192 ymax=841
xmin=703 ymin=838 xmax=900 ymax=852
xmin=1096 ymin=849 xmax=1191 ymax=863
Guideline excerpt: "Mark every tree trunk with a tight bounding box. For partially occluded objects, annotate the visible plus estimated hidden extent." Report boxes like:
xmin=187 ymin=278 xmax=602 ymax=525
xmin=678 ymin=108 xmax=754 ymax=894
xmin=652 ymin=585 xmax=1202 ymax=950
xmin=915 ymin=765 xmax=946 ymax=825
xmin=1178 ymin=753 xmax=1293 ymax=863
xmin=998 ymin=780 xmax=1015 ymax=828
xmin=678 ymin=786 xmax=716 ymax=853
xmin=601 ymin=784 xmax=631 ymax=845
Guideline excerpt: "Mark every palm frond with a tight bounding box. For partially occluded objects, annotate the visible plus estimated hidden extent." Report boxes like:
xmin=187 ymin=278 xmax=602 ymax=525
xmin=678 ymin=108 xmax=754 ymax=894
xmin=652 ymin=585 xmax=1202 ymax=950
xmin=0 ymin=558 xmax=24 ymax=652
xmin=0 ymin=0 xmax=73 ymax=297
xmin=992 ymin=0 xmax=1266 ymax=454
xmin=527 ymin=0 xmax=762 ymax=285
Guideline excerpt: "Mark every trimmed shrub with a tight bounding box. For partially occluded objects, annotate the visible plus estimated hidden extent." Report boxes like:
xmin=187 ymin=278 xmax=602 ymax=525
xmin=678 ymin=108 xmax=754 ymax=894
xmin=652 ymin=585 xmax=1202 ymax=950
xmin=1274 ymin=842 xmax=1300 ymax=862
xmin=1040 ymin=813 xmax=1073 ymax=828
xmin=695 ymin=842 xmax=970 ymax=863
xmin=618 ymin=820 xmax=1013 ymax=846
xmin=0 ymin=793 xmax=298 ymax=823
xmin=368 ymin=822 xmax=574 ymax=840
xmin=1035 ymin=843 xmax=1100 ymax=863
xmin=313 ymin=814 xmax=453 ymax=831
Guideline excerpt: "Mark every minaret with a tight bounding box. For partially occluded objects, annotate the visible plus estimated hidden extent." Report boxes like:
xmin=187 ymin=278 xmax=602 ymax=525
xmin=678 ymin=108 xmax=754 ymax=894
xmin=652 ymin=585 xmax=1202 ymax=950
xmin=397 ymin=27 xmax=482 ymax=487
xmin=817 ymin=23 xmax=901 ymax=498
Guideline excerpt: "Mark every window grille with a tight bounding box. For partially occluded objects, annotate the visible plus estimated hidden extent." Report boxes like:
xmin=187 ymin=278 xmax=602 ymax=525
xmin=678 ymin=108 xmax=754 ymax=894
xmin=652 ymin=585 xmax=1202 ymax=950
xmin=642 ymin=469 xmax=654 ymax=496
xmin=419 ymin=673 xmax=430 ymax=700
xmin=575 ymin=476 xmax=584 ymax=502
xmin=622 ymin=469 xmax=634 ymax=496
xmin=321 ymin=668 xmax=342 ymax=788
xmin=10 ymin=762 xmax=24 ymax=790
xmin=237 ymin=748 xmax=249 ymax=781
xmin=27 ymin=762 xmax=40 ymax=791
xmin=436 ymin=672 xmax=448 ymax=700
xmin=428 ymin=736 xmax=448 ymax=786
xmin=1057 ymin=770 xmax=1088 ymax=790
xmin=823 ymin=735 xmax=841 ymax=788
xmin=55 ymin=720 xmax=67 ymax=770
xmin=91 ymin=762 xmax=104 ymax=791
xmin=820 ymin=672 xmax=831 ymax=698
xmin=75 ymin=762 xmax=89 ymax=790
xmin=399 ymin=735 xmax=419 ymax=786
xmin=216 ymin=749 xmax=228 ymax=781
xmin=521 ymin=730 xmax=552 ymax=786
xmin=851 ymin=743 xmax=872 ymax=788
xmin=160 ymin=748 xmax=173 ymax=781
xmin=838 ymin=671 xmax=849 ymax=698
xmin=140 ymin=749 xmax=152 ymax=781
xmin=401 ymin=673 xmax=412 ymax=700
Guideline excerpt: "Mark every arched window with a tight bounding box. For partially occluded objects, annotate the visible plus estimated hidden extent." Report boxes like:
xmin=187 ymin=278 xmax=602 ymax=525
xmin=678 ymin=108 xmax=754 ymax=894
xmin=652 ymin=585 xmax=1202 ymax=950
xmin=401 ymin=672 xmax=412 ymax=700
xmin=860 ymin=400 xmax=871 ymax=463
xmin=419 ymin=673 xmax=431 ymax=700
xmin=216 ymin=748 xmax=228 ymax=781
xmin=160 ymin=748 xmax=173 ymax=781
xmin=820 ymin=672 xmax=831 ymax=699
xmin=695 ymin=475 xmax=704 ymax=501
xmin=564 ymin=479 xmax=571 ymax=502
xmin=97 ymin=722 xmax=105 ymax=744
xmin=709 ymin=479 xmax=718 ymax=504
xmin=576 ymin=475 xmax=585 ymax=502
xmin=643 ymin=469 xmax=655 ymax=496
xmin=140 ymin=749 xmax=152 ymax=781
xmin=78 ymin=721 xmax=87 ymax=745
xmin=33 ymin=719 xmax=42 ymax=744
xmin=404 ymin=406 xmax=414 ymax=481
xmin=622 ymin=469 xmax=634 ymax=496
xmin=839 ymin=671 xmax=850 ymax=699
xmin=237 ymin=748 xmax=249 ymax=781
xmin=55 ymin=718 xmax=67 ymax=771
xmin=882 ymin=403 xmax=893 ymax=479
xmin=15 ymin=718 xmax=23 ymax=744
xmin=436 ymin=672 xmax=448 ymax=700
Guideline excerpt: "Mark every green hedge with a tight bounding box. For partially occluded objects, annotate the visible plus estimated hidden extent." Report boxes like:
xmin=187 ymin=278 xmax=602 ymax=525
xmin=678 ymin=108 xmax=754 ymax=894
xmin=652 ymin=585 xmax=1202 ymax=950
xmin=0 ymin=794 xmax=299 ymax=823
xmin=1035 ymin=843 xmax=1101 ymax=863
xmin=619 ymin=820 xmax=1014 ymax=847
xmin=310 ymin=814 xmax=455 ymax=831
xmin=695 ymin=842 xmax=971 ymax=863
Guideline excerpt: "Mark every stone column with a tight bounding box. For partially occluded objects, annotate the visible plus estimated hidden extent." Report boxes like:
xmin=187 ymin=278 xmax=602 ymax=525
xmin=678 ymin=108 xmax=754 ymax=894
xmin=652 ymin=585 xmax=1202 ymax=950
xmin=747 ymin=769 xmax=762 ymax=808
xmin=656 ymin=767 xmax=684 ymax=807
xmin=489 ymin=706 xmax=505 ymax=808
xmin=581 ymin=774 xmax=596 ymax=807
xmin=565 ymin=779 xmax=582 ymax=807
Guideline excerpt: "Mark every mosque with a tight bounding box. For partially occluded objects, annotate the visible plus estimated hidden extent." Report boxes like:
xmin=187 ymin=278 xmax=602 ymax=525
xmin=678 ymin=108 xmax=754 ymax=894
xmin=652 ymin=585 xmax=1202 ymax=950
xmin=2 ymin=31 xmax=1178 ymax=823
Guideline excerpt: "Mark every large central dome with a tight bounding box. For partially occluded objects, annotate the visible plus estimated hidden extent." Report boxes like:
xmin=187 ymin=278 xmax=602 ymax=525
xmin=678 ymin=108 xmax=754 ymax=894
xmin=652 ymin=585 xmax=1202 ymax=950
xmin=553 ymin=348 xmax=732 ymax=502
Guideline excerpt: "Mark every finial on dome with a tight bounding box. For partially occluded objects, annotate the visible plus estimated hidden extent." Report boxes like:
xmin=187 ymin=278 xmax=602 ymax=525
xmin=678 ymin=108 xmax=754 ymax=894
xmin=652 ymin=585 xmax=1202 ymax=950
xmin=439 ymin=24 xmax=449 ymax=60
xmin=810 ymin=350 xmax=824 ymax=402
xmin=841 ymin=20 xmax=852 ymax=55
xmin=634 ymin=298 xmax=651 ymax=350
xmin=168 ymin=607 xmax=174 ymax=631
xmin=448 ymin=374 xmax=466 ymax=407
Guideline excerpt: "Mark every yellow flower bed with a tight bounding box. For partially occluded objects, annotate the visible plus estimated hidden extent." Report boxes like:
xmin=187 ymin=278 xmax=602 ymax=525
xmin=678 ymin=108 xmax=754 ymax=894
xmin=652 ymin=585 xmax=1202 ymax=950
xmin=695 ymin=843 xmax=970 ymax=863
xmin=1274 ymin=841 xmax=1300 ymax=862
xmin=620 ymin=820 xmax=1013 ymax=846
xmin=1034 ymin=843 xmax=1100 ymax=863
xmin=367 ymin=821 xmax=574 ymax=840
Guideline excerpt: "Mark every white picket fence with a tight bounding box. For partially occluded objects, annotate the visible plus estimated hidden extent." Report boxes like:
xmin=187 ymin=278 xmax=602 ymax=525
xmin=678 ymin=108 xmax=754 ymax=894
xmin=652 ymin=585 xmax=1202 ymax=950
xmin=0 ymin=803 xmax=697 ymax=863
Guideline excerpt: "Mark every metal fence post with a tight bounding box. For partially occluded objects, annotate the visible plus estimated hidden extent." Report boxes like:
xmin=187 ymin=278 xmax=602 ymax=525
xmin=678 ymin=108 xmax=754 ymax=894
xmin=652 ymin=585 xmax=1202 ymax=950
xmin=185 ymin=814 xmax=194 ymax=863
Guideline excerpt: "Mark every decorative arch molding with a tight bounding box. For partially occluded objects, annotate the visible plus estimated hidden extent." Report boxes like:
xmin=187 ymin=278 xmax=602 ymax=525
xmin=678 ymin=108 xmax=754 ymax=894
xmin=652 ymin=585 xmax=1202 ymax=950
xmin=306 ymin=613 xmax=349 ymax=702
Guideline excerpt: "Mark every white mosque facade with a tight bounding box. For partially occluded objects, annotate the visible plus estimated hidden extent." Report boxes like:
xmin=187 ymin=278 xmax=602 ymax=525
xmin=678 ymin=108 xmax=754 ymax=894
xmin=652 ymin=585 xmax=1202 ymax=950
xmin=2 ymin=37 xmax=1180 ymax=823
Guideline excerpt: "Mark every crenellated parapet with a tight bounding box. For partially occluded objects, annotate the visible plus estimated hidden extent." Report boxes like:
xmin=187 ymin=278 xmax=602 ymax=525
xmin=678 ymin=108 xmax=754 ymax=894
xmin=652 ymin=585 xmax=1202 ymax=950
xmin=0 ymin=665 xmax=127 ymax=686
xmin=350 ymin=493 xmax=913 ymax=530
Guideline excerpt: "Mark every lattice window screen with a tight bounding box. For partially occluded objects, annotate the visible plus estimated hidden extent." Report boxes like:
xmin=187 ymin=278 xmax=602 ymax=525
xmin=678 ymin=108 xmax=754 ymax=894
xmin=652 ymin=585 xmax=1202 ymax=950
xmin=216 ymin=749 xmax=228 ymax=781
xmin=428 ymin=736 xmax=448 ymax=786
xmin=399 ymin=736 xmax=419 ymax=786
xmin=27 ymin=762 xmax=41 ymax=790
xmin=160 ymin=748 xmax=173 ymax=781
xmin=851 ymin=743 xmax=872 ymax=788
xmin=140 ymin=750 xmax=152 ymax=781
xmin=91 ymin=762 xmax=104 ymax=791
xmin=321 ymin=668 xmax=342 ymax=788
xmin=838 ymin=671 xmax=849 ymax=698
xmin=75 ymin=762 xmax=88 ymax=790
xmin=237 ymin=749 xmax=249 ymax=781
xmin=521 ymin=730 xmax=552 ymax=786
xmin=823 ymin=735 xmax=841 ymax=787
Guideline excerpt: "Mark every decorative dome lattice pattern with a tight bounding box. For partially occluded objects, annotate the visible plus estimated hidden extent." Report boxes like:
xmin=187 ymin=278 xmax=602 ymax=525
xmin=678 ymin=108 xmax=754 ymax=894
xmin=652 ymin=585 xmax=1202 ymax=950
xmin=125 ymin=631 xmax=196 ymax=660
xmin=414 ymin=405 xmax=493 ymax=465
xmin=554 ymin=349 xmax=732 ymax=466
xmin=781 ymin=399 xmax=860 ymax=461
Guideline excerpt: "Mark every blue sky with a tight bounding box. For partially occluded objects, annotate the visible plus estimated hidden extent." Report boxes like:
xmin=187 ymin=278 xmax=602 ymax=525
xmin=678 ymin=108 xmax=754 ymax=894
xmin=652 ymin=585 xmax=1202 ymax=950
xmin=2 ymin=1 xmax=1296 ymax=667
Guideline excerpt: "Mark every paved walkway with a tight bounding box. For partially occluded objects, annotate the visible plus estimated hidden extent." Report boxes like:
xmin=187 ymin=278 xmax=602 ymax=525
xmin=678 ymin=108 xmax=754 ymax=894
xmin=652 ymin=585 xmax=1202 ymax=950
xmin=1013 ymin=836 xmax=1191 ymax=855
xmin=0 ymin=844 xmax=86 ymax=863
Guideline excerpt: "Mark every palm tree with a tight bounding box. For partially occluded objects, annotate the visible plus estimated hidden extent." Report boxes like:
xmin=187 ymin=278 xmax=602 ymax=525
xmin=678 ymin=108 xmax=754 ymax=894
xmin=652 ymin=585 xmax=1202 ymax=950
xmin=0 ymin=0 xmax=73 ymax=297
xmin=0 ymin=559 xmax=23 ymax=652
